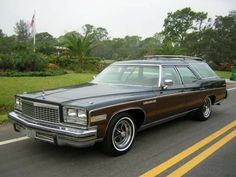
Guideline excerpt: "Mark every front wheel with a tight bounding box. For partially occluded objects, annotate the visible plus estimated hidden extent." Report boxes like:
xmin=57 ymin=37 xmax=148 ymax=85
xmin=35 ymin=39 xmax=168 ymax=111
xmin=100 ymin=113 xmax=136 ymax=156
xmin=195 ymin=96 xmax=212 ymax=121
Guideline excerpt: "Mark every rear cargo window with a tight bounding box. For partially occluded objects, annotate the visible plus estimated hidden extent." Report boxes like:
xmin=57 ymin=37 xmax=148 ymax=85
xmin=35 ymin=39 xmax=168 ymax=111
xmin=190 ymin=63 xmax=218 ymax=78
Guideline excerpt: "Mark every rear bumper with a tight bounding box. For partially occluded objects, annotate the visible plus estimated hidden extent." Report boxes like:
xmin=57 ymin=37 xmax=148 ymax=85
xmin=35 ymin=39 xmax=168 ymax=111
xmin=8 ymin=112 xmax=98 ymax=148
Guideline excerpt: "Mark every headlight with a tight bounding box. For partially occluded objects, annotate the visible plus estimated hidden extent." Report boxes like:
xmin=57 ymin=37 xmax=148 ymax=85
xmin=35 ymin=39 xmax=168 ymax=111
xmin=63 ymin=107 xmax=87 ymax=126
xmin=67 ymin=108 xmax=77 ymax=117
xmin=15 ymin=97 xmax=22 ymax=111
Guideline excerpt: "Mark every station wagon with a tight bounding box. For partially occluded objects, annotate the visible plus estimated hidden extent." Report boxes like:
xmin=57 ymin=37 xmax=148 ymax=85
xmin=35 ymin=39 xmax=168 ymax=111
xmin=9 ymin=55 xmax=227 ymax=156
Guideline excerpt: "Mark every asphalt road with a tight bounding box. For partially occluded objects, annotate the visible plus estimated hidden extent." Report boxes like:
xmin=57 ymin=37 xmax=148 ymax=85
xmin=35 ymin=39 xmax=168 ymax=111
xmin=0 ymin=89 xmax=236 ymax=177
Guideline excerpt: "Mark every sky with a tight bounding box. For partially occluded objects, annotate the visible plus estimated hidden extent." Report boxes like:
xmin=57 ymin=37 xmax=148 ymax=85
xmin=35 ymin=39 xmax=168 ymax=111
xmin=0 ymin=0 xmax=235 ymax=38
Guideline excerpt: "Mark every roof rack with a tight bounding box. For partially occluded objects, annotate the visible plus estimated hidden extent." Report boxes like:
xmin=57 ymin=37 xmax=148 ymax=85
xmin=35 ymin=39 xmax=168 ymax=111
xmin=144 ymin=55 xmax=203 ymax=61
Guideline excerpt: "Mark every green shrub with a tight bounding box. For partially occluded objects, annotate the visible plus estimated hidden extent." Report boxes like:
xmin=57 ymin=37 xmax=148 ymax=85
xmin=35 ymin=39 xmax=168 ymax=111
xmin=72 ymin=61 xmax=109 ymax=73
xmin=208 ymin=61 xmax=217 ymax=70
xmin=65 ymin=57 xmax=103 ymax=73
xmin=85 ymin=57 xmax=101 ymax=65
xmin=47 ymin=55 xmax=73 ymax=68
xmin=0 ymin=69 xmax=66 ymax=77
xmin=47 ymin=63 xmax=60 ymax=70
xmin=0 ymin=54 xmax=15 ymax=70
xmin=0 ymin=50 xmax=48 ymax=72
xmin=13 ymin=51 xmax=48 ymax=71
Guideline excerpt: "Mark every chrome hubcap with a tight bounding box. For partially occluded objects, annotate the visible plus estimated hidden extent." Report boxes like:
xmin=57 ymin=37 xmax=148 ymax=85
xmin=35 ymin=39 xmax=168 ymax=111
xmin=112 ymin=117 xmax=135 ymax=151
xmin=203 ymin=98 xmax=211 ymax=118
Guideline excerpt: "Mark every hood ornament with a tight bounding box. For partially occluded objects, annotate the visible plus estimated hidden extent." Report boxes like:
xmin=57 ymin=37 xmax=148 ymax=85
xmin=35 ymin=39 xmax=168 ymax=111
xmin=42 ymin=90 xmax=45 ymax=99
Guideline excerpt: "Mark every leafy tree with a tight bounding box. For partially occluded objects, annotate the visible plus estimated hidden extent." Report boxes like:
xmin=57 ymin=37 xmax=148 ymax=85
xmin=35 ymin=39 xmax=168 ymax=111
xmin=95 ymin=27 xmax=109 ymax=41
xmin=105 ymin=36 xmax=142 ymax=59
xmin=229 ymin=10 xmax=236 ymax=17
xmin=121 ymin=36 xmax=142 ymax=58
xmin=14 ymin=20 xmax=31 ymax=42
xmin=0 ymin=32 xmax=17 ymax=54
xmin=162 ymin=7 xmax=207 ymax=44
xmin=140 ymin=35 xmax=162 ymax=56
xmin=156 ymin=40 xmax=185 ymax=55
xmin=90 ymin=39 xmax=111 ymax=59
xmin=211 ymin=14 xmax=236 ymax=64
xmin=82 ymin=24 xmax=108 ymax=41
xmin=0 ymin=29 xmax=4 ymax=38
xmin=182 ymin=12 xmax=236 ymax=64
xmin=35 ymin=32 xmax=57 ymax=55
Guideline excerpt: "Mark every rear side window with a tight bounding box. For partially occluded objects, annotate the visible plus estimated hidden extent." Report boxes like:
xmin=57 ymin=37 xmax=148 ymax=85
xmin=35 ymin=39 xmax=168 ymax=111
xmin=190 ymin=62 xmax=218 ymax=78
xmin=162 ymin=66 xmax=181 ymax=85
xmin=177 ymin=66 xmax=198 ymax=84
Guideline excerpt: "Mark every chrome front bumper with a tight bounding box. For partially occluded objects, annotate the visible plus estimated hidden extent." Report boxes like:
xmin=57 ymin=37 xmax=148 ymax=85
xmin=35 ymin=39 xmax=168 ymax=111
xmin=8 ymin=112 xmax=97 ymax=148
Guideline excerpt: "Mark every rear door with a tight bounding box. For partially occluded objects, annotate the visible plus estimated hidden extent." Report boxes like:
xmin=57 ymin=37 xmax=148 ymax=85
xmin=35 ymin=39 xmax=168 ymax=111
xmin=176 ymin=66 xmax=202 ymax=110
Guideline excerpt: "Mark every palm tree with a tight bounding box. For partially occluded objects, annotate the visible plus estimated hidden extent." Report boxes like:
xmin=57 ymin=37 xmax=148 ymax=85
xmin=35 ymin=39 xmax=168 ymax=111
xmin=62 ymin=31 xmax=97 ymax=64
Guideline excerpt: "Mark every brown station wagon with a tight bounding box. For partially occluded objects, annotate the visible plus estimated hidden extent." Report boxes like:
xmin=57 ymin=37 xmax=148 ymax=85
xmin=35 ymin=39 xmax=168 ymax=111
xmin=9 ymin=55 xmax=227 ymax=156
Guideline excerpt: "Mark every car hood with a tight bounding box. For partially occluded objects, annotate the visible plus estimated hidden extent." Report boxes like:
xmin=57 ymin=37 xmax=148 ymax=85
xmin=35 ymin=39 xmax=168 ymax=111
xmin=20 ymin=83 xmax=156 ymax=108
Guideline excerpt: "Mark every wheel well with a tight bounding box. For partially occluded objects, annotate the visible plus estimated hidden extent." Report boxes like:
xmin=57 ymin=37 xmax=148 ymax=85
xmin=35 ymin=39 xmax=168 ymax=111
xmin=127 ymin=109 xmax=145 ymax=129
xmin=112 ymin=109 xmax=145 ymax=130
xmin=209 ymin=95 xmax=216 ymax=104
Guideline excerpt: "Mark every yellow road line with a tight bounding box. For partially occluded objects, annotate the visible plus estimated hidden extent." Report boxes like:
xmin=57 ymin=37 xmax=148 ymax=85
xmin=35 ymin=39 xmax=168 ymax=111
xmin=140 ymin=121 xmax=236 ymax=177
xmin=168 ymin=130 xmax=236 ymax=177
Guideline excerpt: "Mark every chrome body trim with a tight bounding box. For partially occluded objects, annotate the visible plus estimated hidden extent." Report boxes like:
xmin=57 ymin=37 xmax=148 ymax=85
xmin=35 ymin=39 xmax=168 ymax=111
xmin=8 ymin=112 xmax=97 ymax=148
xmin=154 ymin=63 xmax=189 ymax=66
xmin=33 ymin=102 xmax=59 ymax=109
xmin=158 ymin=65 xmax=162 ymax=87
xmin=113 ymin=64 xmax=161 ymax=66
xmin=21 ymin=99 xmax=60 ymax=124
xmin=143 ymin=100 xmax=156 ymax=105
xmin=90 ymin=82 xmax=158 ymax=88
xmin=139 ymin=108 xmax=198 ymax=131
xmin=89 ymin=87 xmax=226 ymax=115
xmin=144 ymin=55 xmax=203 ymax=61
xmin=110 ymin=107 xmax=147 ymax=122
xmin=104 ymin=107 xmax=147 ymax=138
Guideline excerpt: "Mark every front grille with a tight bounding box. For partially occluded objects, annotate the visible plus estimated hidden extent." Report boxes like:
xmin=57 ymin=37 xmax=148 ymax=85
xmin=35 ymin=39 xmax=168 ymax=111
xmin=21 ymin=100 xmax=60 ymax=123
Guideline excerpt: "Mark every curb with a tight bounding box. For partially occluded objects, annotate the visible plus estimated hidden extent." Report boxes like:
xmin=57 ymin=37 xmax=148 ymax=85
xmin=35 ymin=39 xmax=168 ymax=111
xmin=225 ymin=79 xmax=236 ymax=84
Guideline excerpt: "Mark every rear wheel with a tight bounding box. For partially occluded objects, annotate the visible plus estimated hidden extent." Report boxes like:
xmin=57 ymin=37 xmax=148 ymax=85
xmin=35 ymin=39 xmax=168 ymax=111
xmin=195 ymin=96 xmax=212 ymax=121
xmin=100 ymin=113 xmax=136 ymax=156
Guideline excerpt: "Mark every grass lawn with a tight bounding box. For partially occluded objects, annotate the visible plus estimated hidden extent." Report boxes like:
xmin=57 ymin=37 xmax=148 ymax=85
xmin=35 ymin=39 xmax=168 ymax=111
xmin=103 ymin=59 xmax=115 ymax=64
xmin=0 ymin=73 xmax=93 ymax=115
xmin=0 ymin=114 xmax=7 ymax=124
xmin=216 ymin=71 xmax=231 ymax=79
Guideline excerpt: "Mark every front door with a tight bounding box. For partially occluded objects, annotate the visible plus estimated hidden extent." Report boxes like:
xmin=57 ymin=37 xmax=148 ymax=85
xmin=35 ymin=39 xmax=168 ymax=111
xmin=154 ymin=66 xmax=186 ymax=120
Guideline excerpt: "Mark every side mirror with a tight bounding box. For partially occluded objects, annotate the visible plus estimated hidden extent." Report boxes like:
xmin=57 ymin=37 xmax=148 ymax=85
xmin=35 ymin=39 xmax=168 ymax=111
xmin=162 ymin=79 xmax=173 ymax=89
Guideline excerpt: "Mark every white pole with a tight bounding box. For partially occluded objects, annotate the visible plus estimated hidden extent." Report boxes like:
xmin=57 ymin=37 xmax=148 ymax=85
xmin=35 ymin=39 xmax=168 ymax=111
xmin=33 ymin=30 xmax=36 ymax=52
xmin=33 ymin=10 xmax=36 ymax=52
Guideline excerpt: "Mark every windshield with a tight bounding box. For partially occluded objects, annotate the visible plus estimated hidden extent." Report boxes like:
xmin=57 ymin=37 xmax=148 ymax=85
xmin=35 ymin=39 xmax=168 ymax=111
xmin=92 ymin=64 xmax=160 ymax=87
